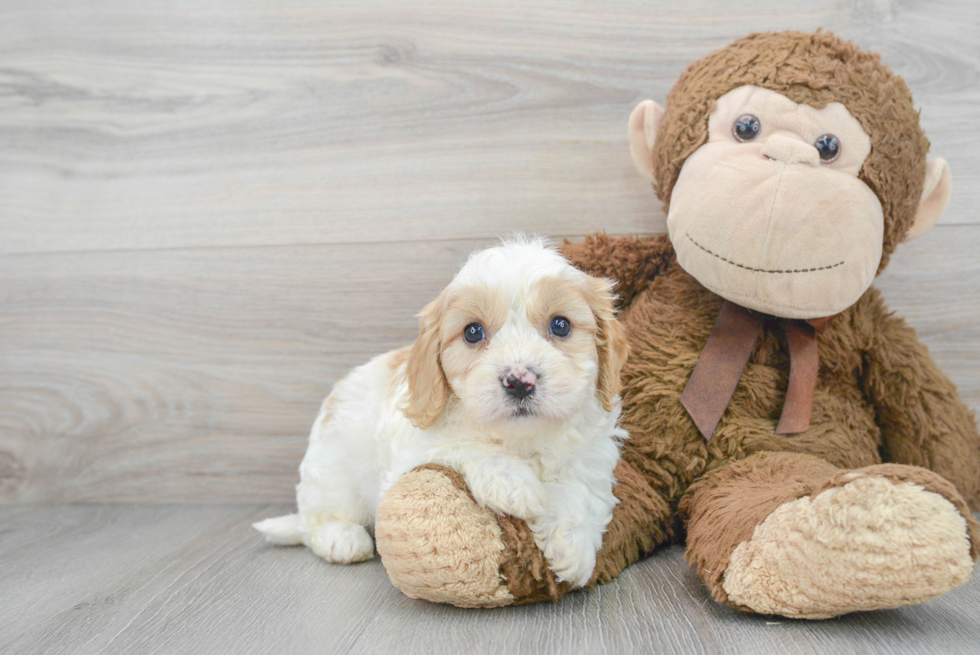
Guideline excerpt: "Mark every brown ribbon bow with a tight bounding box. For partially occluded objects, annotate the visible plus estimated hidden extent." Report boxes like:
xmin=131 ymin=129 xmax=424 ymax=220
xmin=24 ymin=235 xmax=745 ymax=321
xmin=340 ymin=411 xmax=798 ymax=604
xmin=680 ymin=301 xmax=833 ymax=441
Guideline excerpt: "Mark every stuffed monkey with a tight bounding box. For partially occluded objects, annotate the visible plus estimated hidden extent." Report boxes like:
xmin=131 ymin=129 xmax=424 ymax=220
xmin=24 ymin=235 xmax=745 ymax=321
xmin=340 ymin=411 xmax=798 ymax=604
xmin=373 ymin=31 xmax=980 ymax=618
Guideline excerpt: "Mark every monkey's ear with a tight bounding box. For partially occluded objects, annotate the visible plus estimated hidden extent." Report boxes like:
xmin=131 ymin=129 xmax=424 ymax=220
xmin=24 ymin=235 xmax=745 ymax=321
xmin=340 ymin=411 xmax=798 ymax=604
xmin=628 ymin=100 xmax=665 ymax=181
xmin=905 ymin=158 xmax=952 ymax=241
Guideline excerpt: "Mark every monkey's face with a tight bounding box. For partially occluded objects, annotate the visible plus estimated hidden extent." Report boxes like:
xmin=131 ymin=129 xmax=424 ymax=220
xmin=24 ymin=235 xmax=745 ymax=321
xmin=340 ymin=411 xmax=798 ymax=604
xmin=667 ymin=86 xmax=882 ymax=319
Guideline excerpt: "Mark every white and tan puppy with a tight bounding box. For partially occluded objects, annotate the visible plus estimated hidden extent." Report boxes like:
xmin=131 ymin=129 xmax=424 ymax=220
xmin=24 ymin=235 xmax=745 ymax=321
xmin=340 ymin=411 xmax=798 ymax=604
xmin=254 ymin=236 xmax=629 ymax=587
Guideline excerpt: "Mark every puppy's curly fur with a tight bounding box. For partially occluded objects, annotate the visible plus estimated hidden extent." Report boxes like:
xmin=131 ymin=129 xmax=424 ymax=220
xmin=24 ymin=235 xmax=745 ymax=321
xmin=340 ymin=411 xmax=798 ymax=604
xmin=255 ymin=236 xmax=629 ymax=587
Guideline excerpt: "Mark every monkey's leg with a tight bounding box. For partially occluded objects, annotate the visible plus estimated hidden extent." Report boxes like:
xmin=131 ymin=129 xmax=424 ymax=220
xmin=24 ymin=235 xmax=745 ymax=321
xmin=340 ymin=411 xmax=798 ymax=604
xmin=374 ymin=461 xmax=672 ymax=607
xmin=683 ymin=451 xmax=979 ymax=619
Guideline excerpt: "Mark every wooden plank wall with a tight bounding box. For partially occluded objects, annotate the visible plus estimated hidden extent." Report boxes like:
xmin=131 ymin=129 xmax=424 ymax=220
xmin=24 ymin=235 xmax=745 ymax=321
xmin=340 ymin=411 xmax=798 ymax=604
xmin=1 ymin=0 xmax=978 ymax=503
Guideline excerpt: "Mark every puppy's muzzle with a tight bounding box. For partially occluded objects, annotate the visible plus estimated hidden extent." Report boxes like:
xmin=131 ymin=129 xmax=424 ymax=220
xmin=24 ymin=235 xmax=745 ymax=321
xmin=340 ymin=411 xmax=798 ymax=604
xmin=502 ymin=367 xmax=537 ymax=401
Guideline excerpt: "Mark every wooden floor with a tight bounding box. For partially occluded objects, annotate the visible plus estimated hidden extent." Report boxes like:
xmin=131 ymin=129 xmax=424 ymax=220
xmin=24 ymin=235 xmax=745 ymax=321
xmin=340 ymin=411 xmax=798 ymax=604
xmin=2 ymin=505 xmax=979 ymax=655
xmin=2 ymin=1 xmax=980 ymax=653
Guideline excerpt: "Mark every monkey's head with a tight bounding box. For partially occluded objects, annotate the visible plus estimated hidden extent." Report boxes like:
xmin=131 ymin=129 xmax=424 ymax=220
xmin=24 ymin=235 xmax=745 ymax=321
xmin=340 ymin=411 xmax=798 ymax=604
xmin=630 ymin=31 xmax=951 ymax=319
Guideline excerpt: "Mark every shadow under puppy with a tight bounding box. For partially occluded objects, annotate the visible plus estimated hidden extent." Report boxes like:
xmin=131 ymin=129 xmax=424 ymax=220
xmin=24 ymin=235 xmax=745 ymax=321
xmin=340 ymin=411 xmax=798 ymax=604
xmin=255 ymin=236 xmax=630 ymax=588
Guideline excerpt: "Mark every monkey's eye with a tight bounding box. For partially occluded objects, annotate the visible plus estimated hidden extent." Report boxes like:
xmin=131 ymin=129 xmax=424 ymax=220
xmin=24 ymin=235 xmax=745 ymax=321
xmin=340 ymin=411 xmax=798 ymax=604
xmin=732 ymin=114 xmax=761 ymax=142
xmin=549 ymin=316 xmax=571 ymax=338
xmin=463 ymin=322 xmax=486 ymax=344
xmin=814 ymin=134 xmax=841 ymax=163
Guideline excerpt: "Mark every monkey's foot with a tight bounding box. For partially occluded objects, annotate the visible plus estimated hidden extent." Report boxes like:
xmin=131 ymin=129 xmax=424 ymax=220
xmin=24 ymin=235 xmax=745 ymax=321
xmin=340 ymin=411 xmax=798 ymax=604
xmin=374 ymin=461 xmax=671 ymax=607
xmin=374 ymin=464 xmax=567 ymax=608
xmin=722 ymin=465 xmax=978 ymax=619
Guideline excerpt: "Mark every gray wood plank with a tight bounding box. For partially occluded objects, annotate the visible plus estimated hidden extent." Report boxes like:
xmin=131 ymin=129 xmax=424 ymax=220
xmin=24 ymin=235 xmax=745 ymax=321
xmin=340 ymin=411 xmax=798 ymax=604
xmin=0 ymin=505 xmax=269 ymax=647
xmin=2 ymin=227 xmax=978 ymax=503
xmin=0 ymin=239 xmax=482 ymax=503
xmin=0 ymin=0 xmax=977 ymax=257
xmin=2 ymin=505 xmax=979 ymax=655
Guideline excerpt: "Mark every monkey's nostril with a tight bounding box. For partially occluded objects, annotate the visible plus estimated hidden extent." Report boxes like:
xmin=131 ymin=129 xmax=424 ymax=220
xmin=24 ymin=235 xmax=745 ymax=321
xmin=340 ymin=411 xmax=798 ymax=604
xmin=760 ymin=134 xmax=820 ymax=166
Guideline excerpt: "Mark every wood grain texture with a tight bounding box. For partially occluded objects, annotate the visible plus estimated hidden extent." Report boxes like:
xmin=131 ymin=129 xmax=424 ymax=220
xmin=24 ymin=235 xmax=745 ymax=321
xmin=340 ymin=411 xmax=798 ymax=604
xmin=0 ymin=239 xmax=479 ymax=502
xmin=1 ymin=0 xmax=979 ymax=504
xmin=2 ymin=228 xmax=978 ymax=503
xmin=2 ymin=505 xmax=979 ymax=655
xmin=0 ymin=505 xmax=260 ymax=642
xmin=0 ymin=0 xmax=978 ymax=256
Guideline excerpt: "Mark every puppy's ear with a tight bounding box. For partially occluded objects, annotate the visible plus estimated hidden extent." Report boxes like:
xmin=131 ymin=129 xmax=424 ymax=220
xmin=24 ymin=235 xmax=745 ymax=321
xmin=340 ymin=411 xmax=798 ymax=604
xmin=587 ymin=277 xmax=630 ymax=412
xmin=402 ymin=291 xmax=450 ymax=429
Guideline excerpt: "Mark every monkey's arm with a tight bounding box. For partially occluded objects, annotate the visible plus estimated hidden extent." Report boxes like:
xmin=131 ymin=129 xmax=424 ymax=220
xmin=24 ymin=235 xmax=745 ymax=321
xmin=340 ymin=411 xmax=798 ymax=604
xmin=858 ymin=289 xmax=980 ymax=508
xmin=561 ymin=233 xmax=674 ymax=309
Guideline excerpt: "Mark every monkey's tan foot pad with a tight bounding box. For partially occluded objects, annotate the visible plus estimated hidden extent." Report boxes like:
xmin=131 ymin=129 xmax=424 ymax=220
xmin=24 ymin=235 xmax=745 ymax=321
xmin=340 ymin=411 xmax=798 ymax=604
xmin=375 ymin=464 xmax=568 ymax=608
xmin=722 ymin=466 xmax=978 ymax=619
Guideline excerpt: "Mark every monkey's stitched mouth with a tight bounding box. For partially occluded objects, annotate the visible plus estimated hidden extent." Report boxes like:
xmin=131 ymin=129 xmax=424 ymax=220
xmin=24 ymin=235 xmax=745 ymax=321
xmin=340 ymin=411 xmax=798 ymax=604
xmin=686 ymin=234 xmax=844 ymax=274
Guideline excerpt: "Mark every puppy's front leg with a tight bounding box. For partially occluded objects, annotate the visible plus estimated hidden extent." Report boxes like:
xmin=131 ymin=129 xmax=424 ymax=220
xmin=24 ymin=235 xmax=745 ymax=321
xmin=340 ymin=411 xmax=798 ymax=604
xmin=528 ymin=485 xmax=609 ymax=587
xmin=438 ymin=448 xmax=546 ymax=521
xmin=529 ymin=442 xmax=621 ymax=588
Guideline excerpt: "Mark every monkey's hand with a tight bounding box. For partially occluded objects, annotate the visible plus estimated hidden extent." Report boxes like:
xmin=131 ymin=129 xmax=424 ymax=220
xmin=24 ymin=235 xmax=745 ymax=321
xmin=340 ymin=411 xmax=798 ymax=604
xmin=859 ymin=289 xmax=980 ymax=509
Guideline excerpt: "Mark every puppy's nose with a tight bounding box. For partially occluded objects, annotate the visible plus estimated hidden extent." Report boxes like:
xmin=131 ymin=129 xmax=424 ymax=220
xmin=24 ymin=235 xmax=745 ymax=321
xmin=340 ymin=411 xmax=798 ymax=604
xmin=502 ymin=369 xmax=537 ymax=401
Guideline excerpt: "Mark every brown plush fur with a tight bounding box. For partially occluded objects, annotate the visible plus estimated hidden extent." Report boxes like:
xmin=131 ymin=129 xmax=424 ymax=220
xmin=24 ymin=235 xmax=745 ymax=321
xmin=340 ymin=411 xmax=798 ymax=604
xmin=487 ymin=460 xmax=673 ymax=604
xmin=560 ymin=233 xmax=980 ymax=609
xmin=376 ymin=458 xmax=676 ymax=606
xmin=498 ymin=514 xmax=569 ymax=604
xmin=376 ymin=32 xmax=979 ymax=614
xmin=566 ymin=233 xmax=980 ymax=510
xmin=593 ymin=460 xmax=675 ymax=584
xmin=378 ymin=237 xmax=980 ymax=609
xmin=652 ymin=30 xmax=929 ymax=272
xmin=681 ymin=451 xmax=840 ymax=607
xmin=681 ymin=452 xmax=980 ymax=608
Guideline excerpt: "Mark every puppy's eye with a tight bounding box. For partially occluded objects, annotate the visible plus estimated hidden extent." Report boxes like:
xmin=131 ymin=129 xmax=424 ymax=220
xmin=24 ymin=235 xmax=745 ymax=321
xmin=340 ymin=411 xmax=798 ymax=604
xmin=733 ymin=114 xmax=761 ymax=142
xmin=549 ymin=316 xmax=571 ymax=338
xmin=814 ymin=134 xmax=841 ymax=163
xmin=463 ymin=322 xmax=486 ymax=344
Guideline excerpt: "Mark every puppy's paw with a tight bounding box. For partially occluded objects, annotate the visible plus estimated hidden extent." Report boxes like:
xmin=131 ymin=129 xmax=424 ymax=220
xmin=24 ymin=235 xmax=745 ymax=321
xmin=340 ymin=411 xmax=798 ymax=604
xmin=466 ymin=458 xmax=546 ymax=521
xmin=305 ymin=521 xmax=374 ymax=564
xmin=530 ymin=517 xmax=600 ymax=588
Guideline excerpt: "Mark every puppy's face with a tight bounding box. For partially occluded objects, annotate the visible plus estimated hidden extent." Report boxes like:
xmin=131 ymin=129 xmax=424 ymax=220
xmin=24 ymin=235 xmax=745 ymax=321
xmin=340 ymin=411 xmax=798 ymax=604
xmin=402 ymin=240 xmax=629 ymax=433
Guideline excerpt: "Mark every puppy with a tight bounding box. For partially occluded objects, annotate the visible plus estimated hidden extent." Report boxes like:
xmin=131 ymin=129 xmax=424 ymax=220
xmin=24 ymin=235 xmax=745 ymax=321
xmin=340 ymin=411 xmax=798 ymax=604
xmin=254 ymin=236 xmax=629 ymax=587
